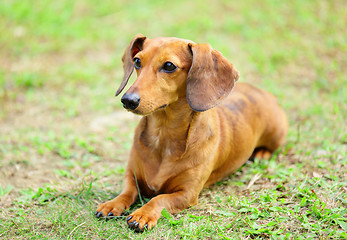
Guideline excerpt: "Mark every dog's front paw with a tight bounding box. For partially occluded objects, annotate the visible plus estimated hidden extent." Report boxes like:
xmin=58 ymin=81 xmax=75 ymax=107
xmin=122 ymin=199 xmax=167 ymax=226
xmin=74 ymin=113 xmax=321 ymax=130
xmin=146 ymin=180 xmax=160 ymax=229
xmin=95 ymin=200 xmax=126 ymax=219
xmin=126 ymin=207 xmax=161 ymax=232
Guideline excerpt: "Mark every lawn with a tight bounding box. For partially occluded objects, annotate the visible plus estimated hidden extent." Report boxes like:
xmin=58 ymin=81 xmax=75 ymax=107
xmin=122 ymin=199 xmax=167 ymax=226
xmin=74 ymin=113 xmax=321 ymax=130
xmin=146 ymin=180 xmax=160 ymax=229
xmin=0 ymin=0 xmax=346 ymax=239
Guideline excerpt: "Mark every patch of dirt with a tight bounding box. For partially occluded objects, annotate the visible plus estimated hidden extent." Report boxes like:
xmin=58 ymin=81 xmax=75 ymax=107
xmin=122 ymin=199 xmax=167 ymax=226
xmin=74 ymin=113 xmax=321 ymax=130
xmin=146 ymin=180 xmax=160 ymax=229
xmin=0 ymin=100 xmax=140 ymax=202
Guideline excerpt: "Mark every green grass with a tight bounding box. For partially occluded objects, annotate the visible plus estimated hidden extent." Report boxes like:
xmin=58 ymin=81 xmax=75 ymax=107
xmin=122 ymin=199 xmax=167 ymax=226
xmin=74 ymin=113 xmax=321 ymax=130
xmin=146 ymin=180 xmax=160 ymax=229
xmin=0 ymin=0 xmax=346 ymax=239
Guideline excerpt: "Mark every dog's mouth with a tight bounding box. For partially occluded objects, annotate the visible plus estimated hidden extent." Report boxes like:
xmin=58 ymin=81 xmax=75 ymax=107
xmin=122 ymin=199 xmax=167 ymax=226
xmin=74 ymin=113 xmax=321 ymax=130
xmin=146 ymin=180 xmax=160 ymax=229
xmin=129 ymin=104 xmax=167 ymax=116
xmin=157 ymin=104 xmax=167 ymax=110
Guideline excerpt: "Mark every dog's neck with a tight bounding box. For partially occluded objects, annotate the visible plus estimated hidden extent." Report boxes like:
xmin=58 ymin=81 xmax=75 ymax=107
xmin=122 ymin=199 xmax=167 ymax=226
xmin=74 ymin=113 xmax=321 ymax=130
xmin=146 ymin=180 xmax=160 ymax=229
xmin=142 ymin=98 xmax=195 ymax=158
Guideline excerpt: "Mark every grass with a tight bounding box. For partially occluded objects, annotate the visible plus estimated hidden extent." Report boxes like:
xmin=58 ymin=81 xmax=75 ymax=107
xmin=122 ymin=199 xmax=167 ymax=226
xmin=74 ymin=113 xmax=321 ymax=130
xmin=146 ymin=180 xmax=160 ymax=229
xmin=0 ymin=0 xmax=346 ymax=239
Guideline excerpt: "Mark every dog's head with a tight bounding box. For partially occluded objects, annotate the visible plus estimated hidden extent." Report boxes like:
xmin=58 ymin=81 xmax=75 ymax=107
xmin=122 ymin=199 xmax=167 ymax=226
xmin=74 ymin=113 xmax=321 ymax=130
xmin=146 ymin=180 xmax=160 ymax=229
xmin=116 ymin=34 xmax=239 ymax=115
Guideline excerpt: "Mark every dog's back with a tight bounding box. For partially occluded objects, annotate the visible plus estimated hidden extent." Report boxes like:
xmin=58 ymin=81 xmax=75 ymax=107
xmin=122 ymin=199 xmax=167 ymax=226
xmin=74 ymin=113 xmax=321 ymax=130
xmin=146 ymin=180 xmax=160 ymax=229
xmin=204 ymin=82 xmax=288 ymax=185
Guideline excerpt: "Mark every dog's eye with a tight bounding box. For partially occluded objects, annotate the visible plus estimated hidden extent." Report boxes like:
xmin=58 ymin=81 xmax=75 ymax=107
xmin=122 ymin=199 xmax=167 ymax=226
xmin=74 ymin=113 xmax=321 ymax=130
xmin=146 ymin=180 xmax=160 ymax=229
xmin=133 ymin=58 xmax=141 ymax=69
xmin=162 ymin=62 xmax=177 ymax=73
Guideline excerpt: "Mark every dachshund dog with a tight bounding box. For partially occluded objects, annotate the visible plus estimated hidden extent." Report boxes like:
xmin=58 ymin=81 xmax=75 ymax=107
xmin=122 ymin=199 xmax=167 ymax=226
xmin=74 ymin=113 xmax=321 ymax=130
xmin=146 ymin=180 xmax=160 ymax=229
xmin=95 ymin=34 xmax=288 ymax=232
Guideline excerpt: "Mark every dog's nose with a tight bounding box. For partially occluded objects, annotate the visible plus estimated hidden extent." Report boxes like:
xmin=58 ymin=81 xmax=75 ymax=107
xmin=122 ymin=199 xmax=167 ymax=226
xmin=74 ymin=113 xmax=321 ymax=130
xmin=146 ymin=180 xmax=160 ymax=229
xmin=121 ymin=93 xmax=141 ymax=110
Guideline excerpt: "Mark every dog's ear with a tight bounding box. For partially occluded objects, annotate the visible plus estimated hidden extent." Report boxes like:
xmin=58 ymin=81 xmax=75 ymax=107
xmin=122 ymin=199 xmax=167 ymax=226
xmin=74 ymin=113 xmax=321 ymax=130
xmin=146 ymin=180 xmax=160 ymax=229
xmin=187 ymin=43 xmax=239 ymax=112
xmin=115 ymin=34 xmax=147 ymax=96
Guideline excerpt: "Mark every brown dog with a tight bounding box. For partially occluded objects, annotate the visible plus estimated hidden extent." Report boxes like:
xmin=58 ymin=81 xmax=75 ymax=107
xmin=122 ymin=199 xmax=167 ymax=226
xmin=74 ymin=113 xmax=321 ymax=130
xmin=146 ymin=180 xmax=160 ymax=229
xmin=95 ymin=34 xmax=288 ymax=232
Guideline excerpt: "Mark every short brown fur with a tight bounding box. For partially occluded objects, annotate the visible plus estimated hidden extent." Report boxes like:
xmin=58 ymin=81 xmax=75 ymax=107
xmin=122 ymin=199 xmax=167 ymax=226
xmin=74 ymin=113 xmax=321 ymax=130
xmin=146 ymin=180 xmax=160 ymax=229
xmin=96 ymin=34 xmax=288 ymax=231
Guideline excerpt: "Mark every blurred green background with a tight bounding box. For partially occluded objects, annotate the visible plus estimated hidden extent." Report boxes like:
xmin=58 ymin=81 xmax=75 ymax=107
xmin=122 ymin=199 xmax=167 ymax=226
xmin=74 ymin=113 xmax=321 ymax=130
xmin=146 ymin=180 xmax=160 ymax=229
xmin=0 ymin=0 xmax=346 ymax=239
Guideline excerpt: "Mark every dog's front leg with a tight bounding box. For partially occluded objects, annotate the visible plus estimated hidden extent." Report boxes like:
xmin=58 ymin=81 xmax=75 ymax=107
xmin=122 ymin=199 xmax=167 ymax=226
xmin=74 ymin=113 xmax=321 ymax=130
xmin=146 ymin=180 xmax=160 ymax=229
xmin=126 ymin=171 xmax=207 ymax=232
xmin=95 ymin=169 xmax=138 ymax=218
xmin=127 ymin=191 xmax=197 ymax=232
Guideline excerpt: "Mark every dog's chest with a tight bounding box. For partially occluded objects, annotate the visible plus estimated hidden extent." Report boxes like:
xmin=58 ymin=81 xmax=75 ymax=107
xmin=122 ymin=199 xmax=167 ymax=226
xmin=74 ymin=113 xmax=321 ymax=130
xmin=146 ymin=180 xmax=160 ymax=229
xmin=144 ymin=159 xmax=179 ymax=194
xmin=138 ymin=123 xmax=188 ymax=194
xmin=140 ymin=143 xmax=185 ymax=194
